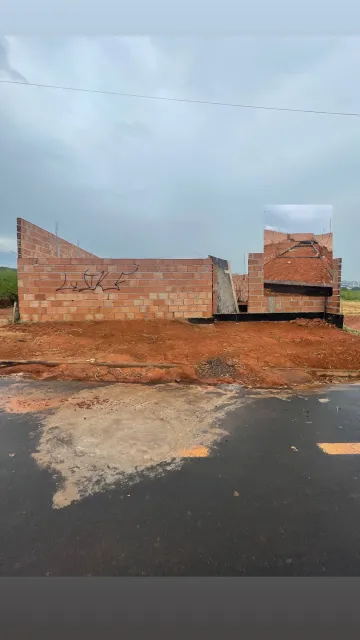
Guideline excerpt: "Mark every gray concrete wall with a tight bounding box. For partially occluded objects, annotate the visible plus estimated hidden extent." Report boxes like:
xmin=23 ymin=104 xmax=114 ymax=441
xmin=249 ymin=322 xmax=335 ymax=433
xmin=210 ymin=256 xmax=238 ymax=314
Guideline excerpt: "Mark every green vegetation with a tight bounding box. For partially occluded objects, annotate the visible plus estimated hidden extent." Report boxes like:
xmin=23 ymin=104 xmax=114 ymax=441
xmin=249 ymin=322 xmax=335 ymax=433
xmin=341 ymin=288 xmax=360 ymax=301
xmin=343 ymin=326 xmax=360 ymax=336
xmin=0 ymin=267 xmax=18 ymax=306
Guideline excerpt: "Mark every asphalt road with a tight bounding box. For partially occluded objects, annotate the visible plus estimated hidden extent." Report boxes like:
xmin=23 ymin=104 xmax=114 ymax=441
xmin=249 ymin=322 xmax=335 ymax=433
xmin=1 ymin=377 xmax=360 ymax=576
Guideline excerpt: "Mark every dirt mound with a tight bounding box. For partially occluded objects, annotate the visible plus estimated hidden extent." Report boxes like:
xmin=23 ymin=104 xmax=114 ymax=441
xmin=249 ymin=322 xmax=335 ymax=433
xmin=290 ymin=318 xmax=324 ymax=327
xmin=196 ymin=357 xmax=237 ymax=380
xmin=1 ymin=319 xmax=360 ymax=388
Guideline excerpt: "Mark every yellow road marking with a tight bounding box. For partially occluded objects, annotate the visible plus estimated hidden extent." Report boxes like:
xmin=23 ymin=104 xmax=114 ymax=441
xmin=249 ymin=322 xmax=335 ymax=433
xmin=317 ymin=443 xmax=360 ymax=455
xmin=179 ymin=445 xmax=210 ymax=458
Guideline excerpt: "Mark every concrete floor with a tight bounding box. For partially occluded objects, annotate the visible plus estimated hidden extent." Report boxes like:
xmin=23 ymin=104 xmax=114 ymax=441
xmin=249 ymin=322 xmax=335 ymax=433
xmin=1 ymin=377 xmax=360 ymax=576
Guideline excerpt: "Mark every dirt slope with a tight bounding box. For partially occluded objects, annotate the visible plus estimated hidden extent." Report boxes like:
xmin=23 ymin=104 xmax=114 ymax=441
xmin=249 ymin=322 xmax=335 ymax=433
xmin=1 ymin=318 xmax=360 ymax=387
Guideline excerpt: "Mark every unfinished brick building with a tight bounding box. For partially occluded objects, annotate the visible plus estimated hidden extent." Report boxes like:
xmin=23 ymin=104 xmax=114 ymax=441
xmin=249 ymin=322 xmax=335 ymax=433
xmin=17 ymin=219 xmax=214 ymax=322
xmin=17 ymin=219 xmax=342 ymax=323
xmin=233 ymin=230 xmax=341 ymax=316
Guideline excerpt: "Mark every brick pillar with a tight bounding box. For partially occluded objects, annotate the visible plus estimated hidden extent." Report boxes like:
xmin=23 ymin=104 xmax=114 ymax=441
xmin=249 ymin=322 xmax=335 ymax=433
xmin=327 ymin=258 xmax=342 ymax=314
xmin=247 ymin=253 xmax=268 ymax=312
xmin=17 ymin=218 xmax=23 ymax=258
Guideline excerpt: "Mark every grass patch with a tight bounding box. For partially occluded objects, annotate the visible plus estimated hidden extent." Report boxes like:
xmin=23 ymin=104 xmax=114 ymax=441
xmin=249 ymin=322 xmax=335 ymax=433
xmin=343 ymin=326 xmax=360 ymax=336
xmin=341 ymin=288 xmax=360 ymax=301
xmin=0 ymin=267 xmax=17 ymax=307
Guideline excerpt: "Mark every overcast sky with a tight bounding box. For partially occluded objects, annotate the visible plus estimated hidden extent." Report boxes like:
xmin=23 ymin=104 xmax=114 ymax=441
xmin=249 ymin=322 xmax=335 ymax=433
xmin=0 ymin=36 xmax=359 ymax=277
xmin=265 ymin=204 xmax=333 ymax=235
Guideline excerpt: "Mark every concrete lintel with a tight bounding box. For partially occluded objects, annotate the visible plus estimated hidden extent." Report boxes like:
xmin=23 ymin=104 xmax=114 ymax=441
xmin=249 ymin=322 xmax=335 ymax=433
xmin=264 ymin=279 xmax=333 ymax=289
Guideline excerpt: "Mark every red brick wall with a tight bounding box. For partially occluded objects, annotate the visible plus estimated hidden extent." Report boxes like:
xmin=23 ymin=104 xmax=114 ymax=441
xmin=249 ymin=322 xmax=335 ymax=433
xmin=264 ymin=230 xmax=333 ymax=253
xmin=315 ymin=232 xmax=333 ymax=252
xmin=264 ymin=291 xmax=326 ymax=313
xmin=17 ymin=218 xmax=97 ymax=260
xmin=264 ymin=230 xmax=288 ymax=245
xmin=232 ymin=274 xmax=248 ymax=303
xmin=264 ymin=241 xmax=294 ymax=264
xmin=289 ymin=233 xmax=315 ymax=242
xmin=248 ymin=252 xmax=332 ymax=314
xmin=18 ymin=257 xmax=213 ymax=321
xmin=16 ymin=219 xmax=340 ymax=322
xmin=327 ymin=258 xmax=342 ymax=314
xmin=247 ymin=253 xmax=268 ymax=312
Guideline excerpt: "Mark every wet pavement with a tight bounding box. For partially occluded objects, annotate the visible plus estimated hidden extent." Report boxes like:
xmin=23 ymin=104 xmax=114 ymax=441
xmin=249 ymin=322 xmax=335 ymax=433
xmin=1 ymin=377 xmax=360 ymax=576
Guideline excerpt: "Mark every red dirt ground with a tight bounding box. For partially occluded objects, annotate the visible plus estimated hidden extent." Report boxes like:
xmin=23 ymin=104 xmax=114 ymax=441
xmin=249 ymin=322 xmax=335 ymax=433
xmin=0 ymin=307 xmax=12 ymax=321
xmin=1 ymin=318 xmax=360 ymax=387
xmin=344 ymin=316 xmax=360 ymax=332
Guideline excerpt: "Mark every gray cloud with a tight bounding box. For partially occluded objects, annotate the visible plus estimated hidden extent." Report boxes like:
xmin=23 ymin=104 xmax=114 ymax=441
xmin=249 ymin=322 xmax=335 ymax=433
xmin=0 ymin=37 xmax=359 ymax=278
xmin=265 ymin=205 xmax=333 ymax=234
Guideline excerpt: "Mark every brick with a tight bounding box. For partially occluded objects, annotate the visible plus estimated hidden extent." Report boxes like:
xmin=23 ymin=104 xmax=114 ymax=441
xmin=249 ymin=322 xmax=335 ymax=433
xmin=17 ymin=229 xmax=213 ymax=323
